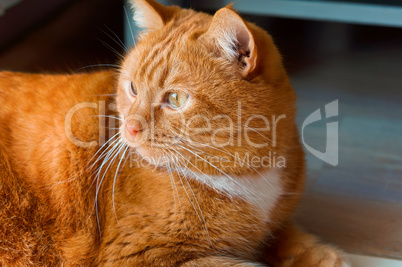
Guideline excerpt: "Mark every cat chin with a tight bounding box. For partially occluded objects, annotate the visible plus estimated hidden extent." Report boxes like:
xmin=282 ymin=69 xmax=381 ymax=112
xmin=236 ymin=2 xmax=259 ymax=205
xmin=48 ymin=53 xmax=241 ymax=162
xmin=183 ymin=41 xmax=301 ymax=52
xmin=132 ymin=146 xmax=170 ymax=167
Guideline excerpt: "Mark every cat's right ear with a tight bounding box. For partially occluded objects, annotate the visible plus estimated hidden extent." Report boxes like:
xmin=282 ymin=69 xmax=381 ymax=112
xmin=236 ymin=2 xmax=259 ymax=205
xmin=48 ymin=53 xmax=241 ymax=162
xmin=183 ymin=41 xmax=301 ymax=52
xmin=200 ymin=6 xmax=258 ymax=78
xmin=129 ymin=0 xmax=176 ymax=32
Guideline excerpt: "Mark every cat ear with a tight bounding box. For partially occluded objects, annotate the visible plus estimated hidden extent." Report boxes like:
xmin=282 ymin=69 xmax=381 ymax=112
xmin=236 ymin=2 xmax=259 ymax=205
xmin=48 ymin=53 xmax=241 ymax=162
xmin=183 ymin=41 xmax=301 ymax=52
xmin=129 ymin=0 xmax=175 ymax=32
xmin=202 ymin=6 xmax=257 ymax=77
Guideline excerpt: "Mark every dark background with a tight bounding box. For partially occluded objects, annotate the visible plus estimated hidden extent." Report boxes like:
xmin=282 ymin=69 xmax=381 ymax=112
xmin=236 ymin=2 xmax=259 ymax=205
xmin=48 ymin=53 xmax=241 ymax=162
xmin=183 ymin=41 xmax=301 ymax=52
xmin=1 ymin=0 xmax=402 ymax=74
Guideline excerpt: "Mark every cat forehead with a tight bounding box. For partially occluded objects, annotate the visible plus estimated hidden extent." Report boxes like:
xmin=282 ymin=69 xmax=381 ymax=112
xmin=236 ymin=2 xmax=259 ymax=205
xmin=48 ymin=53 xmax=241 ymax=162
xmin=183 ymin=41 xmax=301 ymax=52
xmin=127 ymin=42 xmax=224 ymax=89
xmin=123 ymin=12 xmax=233 ymax=87
xmin=127 ymin=46 xmax=228 ymax=92
xmin=133 ymin=10 xmax=211 ymax=50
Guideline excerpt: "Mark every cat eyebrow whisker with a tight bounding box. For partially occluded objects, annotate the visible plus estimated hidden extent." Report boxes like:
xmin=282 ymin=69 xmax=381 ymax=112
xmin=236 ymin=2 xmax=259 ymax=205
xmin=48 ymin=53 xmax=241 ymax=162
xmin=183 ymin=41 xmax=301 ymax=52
xmin=75 ymin=64 xmax=120 ymax=72
xmin=97 ymin=38 xmax=125 ymax=60
xmin=101 ymin=25 xmax=130 ymax=54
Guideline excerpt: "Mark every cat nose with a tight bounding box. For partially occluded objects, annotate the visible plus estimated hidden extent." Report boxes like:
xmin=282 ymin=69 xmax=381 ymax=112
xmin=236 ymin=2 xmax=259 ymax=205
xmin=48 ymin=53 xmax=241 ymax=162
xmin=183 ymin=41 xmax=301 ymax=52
xmin=126 ymin=120 xmax=143 ymax=138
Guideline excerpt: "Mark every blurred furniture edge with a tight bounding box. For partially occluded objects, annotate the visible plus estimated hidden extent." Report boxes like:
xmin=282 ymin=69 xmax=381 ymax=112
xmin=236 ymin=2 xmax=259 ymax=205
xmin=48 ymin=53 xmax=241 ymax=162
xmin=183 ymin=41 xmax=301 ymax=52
xmin=192 ymin=0 xmax=402 ymax=28
xmin=0 ymin=0 xmax=22 ymax=15
xmin=124 ymin=0 xmax=402 ymax=48
xmin=0 ymin=0 xmax=74 ymax=51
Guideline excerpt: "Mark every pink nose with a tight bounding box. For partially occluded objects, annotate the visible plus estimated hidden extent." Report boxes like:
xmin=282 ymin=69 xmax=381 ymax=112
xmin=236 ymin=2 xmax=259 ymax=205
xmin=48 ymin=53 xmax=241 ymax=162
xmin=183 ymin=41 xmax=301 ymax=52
xmin=126 ymin=120 xmax=143 ymax=138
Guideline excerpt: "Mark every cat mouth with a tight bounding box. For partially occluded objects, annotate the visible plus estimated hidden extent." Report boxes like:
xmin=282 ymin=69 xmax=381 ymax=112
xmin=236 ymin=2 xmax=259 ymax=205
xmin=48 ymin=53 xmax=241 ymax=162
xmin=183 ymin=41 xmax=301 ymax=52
xmin=124 ymin=137 xmax=188 ymax=167
xmin=120 ymin=127 xmax=209 ymax=167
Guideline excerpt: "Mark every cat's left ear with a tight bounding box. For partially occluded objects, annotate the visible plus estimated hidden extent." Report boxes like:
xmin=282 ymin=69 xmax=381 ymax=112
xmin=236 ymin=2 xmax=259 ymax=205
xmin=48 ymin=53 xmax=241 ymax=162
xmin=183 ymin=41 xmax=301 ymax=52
xmin=202 ymin=6 xmax=258 ymax=77
xmin=129 ymin=0 xmax=177 ymax=32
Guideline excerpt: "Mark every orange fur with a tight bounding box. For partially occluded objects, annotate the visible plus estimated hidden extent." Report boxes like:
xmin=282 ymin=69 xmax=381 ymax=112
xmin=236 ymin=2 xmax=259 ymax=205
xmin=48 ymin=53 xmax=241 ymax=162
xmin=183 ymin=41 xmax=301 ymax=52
xmin=0 ymin=1 xmax=348 ymax=266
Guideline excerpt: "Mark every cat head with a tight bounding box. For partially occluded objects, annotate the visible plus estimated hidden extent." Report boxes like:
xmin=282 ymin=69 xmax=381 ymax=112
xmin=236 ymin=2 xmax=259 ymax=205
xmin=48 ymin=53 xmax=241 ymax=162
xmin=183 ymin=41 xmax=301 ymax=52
xmin=116 ymin=0 xmax=297 ymax=176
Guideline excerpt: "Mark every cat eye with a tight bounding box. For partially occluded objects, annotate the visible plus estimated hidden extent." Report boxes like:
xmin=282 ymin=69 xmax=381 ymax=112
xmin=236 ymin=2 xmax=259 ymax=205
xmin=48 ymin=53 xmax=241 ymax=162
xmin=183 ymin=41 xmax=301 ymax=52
xmin=167 ymin=92 xmax=189 ymax=109
xmin=129 ymin=81 xmax=137 ymax=96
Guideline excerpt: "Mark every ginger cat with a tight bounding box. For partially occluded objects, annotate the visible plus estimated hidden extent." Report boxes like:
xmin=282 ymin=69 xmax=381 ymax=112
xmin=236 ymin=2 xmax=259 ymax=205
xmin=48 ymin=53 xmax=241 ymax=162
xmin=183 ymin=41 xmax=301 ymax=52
xmin=0 ymin=0 xmax=349 ymax=266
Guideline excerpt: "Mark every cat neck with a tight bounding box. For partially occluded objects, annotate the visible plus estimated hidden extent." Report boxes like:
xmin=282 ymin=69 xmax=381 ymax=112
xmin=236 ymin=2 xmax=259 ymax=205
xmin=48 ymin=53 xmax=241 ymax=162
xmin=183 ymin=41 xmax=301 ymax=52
xmin=179 ymin=167 xmax=284 ymax=222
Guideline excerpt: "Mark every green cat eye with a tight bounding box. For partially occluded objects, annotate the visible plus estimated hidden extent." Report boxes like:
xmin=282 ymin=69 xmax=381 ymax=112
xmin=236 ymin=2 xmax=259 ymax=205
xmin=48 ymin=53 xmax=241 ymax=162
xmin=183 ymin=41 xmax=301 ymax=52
xmin=167 ymin=92 xmax=189 ymax=109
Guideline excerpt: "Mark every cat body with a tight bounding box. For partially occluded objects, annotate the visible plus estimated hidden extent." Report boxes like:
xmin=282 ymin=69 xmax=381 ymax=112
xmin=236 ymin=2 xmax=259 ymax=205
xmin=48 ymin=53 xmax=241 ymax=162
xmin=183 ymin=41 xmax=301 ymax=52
xmin=0 ymin=71 xmax=293 ymax=265
xmin=0 ymin=1 xmax=348 ymax=266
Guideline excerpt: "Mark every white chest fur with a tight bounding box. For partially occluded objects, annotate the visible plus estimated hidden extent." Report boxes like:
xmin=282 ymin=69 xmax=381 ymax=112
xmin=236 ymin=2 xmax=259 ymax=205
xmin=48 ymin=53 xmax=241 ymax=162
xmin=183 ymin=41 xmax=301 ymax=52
xmin=183 ymin=168 xmax=284 ymax=222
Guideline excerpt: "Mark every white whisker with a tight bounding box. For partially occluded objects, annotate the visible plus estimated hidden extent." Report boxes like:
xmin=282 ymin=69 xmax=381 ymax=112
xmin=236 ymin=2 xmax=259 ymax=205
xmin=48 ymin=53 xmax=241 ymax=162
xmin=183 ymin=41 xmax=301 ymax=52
xmin=88 ymin=138 xmax=124 ymax=235
xmin=171 ymin=135 xmax=275 ymax=190
xmin=86 ymin=132 xmax=121 ymax=171
xmin=75 ymin=64 xmax=120 ymax=72
xmin=97 ymin=38 xmax=125 ymax=59
xmin=112 ymin=144 xmax=129 ymax=226
xmin=91 ymin=115 xmax=123 ymax=121
xmin=167 ymin=147 xmax=213 ymax=246
xmin=174 ymin=144 xmax=258 ymax=200
xmin=102 ymin=25 xmax=130 ymax=54
xmin=163 ymin=150 xmax=187 ymax=230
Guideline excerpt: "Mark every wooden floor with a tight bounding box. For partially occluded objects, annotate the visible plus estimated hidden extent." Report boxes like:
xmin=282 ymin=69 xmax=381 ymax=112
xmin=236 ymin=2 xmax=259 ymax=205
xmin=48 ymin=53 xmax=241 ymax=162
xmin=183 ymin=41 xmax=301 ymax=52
xmin=1 ymin=0 xmax=401 ymax=261
xmin=293 ymin=47 xmax=402 ymax=259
